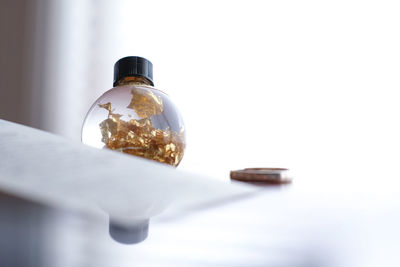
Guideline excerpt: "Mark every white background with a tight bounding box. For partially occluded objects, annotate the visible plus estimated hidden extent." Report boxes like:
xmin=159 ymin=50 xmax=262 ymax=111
xmin=4 ymin=0 xmax=400 ymax=187
xmin=115 ymin=0 xmax=400 ymax=185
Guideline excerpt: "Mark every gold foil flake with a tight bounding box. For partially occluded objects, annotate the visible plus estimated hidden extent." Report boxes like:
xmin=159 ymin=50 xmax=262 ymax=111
xmin=98 ymin=102 xmax=184 ymax=167
xmin=170 ymin=143 xmax=176 ymax=151
xmin=99 ymin=102 xmax=112 ymax=112
xmin=126 ymin=88 xmax=163 ymax=119
xmin=99 ymin=118 xmax=118 ymax=143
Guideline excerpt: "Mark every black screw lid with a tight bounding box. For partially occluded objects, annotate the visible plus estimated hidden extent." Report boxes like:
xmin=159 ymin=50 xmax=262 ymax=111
xmin=113 ymin=56 xmax=154 ymax=86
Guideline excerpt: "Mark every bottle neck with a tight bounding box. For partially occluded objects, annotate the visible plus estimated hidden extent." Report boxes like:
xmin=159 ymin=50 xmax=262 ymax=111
xmin=116 ymin=76 xmax=154 ymax=87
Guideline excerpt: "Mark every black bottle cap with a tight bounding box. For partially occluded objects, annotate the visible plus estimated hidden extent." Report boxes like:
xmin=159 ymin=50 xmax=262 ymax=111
xmin=113 ymin=56 xmax=154 ymax=86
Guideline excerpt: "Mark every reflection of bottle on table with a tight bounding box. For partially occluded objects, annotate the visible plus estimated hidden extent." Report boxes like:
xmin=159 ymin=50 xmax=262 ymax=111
xmin=109 ymin=218 xmax=149 ymax=244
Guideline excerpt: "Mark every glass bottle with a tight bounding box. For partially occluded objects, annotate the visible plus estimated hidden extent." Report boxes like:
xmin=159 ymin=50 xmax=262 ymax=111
xmin=81 ymin=56 xmax=185 ymax=166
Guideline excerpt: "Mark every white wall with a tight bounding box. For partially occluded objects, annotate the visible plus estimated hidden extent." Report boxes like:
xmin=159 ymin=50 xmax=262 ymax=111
xmin=1 ymin=0 xmax=400 ymax=186
xmin=117 ymin=0 xmax=400 ymax=184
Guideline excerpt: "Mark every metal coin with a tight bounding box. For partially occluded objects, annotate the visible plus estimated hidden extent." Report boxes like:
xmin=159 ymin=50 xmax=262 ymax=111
xmin=230 ymin=168 xmax=292 ymax=184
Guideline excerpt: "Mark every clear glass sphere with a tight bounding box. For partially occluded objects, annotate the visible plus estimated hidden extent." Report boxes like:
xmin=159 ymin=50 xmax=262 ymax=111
xmin=82 ymin=83 xmax=185 ymax=166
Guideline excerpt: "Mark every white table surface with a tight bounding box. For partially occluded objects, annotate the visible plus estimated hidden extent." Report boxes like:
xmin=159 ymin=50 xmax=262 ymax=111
xmin=1 ymin=171 xmax=398 ymax=267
